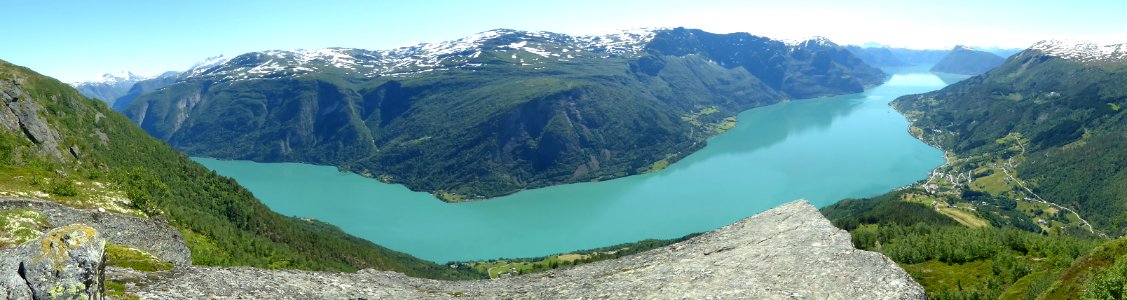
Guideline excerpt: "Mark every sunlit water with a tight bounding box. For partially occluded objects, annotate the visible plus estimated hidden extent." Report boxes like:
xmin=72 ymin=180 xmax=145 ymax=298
xmin=195 ymin=67 xmax=966 ymax=262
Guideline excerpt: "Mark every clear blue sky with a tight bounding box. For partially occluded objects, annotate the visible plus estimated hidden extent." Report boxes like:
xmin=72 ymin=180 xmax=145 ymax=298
xmin=4 ymin=0 xmax=1124 ymax=82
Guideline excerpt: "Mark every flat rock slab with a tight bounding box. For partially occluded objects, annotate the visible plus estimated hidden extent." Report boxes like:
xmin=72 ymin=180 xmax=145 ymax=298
xmin=133 ymin=200 xmax=925 ymax=299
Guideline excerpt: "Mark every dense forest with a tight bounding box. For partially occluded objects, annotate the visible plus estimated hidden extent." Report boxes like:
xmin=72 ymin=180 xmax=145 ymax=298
xmin=822 ymin=190 xmax=1100 ymax=299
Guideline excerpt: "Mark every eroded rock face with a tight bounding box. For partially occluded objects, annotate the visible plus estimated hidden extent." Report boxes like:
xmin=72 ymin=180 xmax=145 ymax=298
xmin=1 ymin=224 xmax=106 ymax=300
xmin=133 ymin=201 xmax=925 ymax=299
xmin=0 ymin=79 xmax=66 ymax=162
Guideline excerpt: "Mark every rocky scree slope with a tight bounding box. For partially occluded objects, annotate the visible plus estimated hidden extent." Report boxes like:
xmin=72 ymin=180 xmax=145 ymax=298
xmin=126 ymin=201 xmax=924 ymax=299
xmin=123 ymin=27 xmax=885 ymax=200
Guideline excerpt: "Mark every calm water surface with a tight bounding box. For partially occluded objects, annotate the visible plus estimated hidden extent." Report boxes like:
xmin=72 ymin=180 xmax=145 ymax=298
xmin=195 ymin=67 xmax=966 ymax=262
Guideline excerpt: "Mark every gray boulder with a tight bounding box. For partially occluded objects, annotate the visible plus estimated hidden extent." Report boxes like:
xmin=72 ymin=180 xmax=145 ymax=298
xmin=1 ymin=224 xmax=106 ymax=300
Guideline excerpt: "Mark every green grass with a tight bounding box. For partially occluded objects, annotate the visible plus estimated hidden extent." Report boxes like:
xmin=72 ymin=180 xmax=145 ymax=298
xmin=104 ymin=280 xmax=139 ymax=300
xmin=1040 ymin=239 xmax=1127 ymax=299
xmin=904 ymin=260 xmax=994 ymax=294
xmin=937 ymin=207 xmax=989 ymax=228
xmin=105 ymin=243 xmax=173 ymax=272
xmin=970 ymin=168 xmax=1011 ymax=196
xmin=0 ymin=208 xmax=51 ymax=247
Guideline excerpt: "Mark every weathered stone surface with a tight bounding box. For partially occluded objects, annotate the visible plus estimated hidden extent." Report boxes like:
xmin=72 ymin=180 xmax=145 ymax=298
xmin=0 ymin=249 xmax=33 ymax=300
xmin=0 ymin=198 xmax=192 ymax=267
xmin=0 ymin=79 xmax=66 ymax=161
xmin=1 ymin=224 xmax=106 ymax=300
xmin=132 ymin=201 xmax=925 ymax=299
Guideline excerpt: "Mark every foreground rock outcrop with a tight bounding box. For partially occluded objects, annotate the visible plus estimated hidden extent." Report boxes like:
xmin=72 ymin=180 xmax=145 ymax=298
xmin=0 ymin=198 xmax=191 ymax=267
xmin=131 ymin=201 xmax=924 ymax=299
xmin=1 ymin=224 xmax=107 ymax=299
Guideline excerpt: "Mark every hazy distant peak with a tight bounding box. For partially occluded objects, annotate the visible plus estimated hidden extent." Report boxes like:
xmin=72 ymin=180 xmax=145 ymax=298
xmin=952 ymin=45 xmax=975 ymax=51
xmin=68 ymin=71 xmax=152 ymax=86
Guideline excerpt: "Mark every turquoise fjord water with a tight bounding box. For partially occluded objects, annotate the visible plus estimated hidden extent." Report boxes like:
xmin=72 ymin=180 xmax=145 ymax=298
xmin=194 ymin=67 xmax=966 ymax=263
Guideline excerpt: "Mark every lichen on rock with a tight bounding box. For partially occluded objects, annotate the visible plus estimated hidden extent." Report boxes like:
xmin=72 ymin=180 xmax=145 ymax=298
xmin=2 ymin=223 xmax=107 ymax=300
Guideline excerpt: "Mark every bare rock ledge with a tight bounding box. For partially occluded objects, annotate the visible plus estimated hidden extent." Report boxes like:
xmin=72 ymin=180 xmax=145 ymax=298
xmin=133 ymin=200 xmax=925 ymax=299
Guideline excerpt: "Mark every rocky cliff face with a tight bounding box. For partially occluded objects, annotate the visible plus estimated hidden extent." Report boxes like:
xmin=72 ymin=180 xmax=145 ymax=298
xmin=129 ymin=201 xmax=923 ymax=299
xmin=1 ymin=78 xmax=67 ymax=162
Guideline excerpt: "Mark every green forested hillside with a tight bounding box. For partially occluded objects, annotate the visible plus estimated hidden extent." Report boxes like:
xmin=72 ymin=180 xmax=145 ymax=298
xmin=895 ymin=50 xmax=1127 ymax=235
xmin=0 ymin=59 xmax=481 ymax=279
xmin=822 ymin=190 xmax=1098 ymax=299
xmin=822 ymin=45 xmax=1127 ymax=299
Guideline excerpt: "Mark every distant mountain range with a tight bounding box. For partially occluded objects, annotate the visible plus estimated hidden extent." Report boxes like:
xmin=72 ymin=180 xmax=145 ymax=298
xmin=929 ymin=45 xmax=1006 ymax=75
xmin=68 ymin=56 xmax=232 ymax=110
xmin=69 ymin=72 xmax=153 ymax=106
xmin=120 ymin=27 xmax=885 ymax=200
xmin=845 ymin=45 xmax=1022 ymax=69
xmin=845 ymin=46 xmax=950 ymax=68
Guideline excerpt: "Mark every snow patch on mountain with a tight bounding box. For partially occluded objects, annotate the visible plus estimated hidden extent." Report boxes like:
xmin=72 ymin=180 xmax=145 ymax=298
xmin=179 ymin=28 xmax=671 ymax=82
xmin=182 ymin=55 xmax=232 ymax=78
xmin=785 ymin=36 xmax=836 ymax=48
xmin=1030 ymin=40 xmax=1127 ymax=63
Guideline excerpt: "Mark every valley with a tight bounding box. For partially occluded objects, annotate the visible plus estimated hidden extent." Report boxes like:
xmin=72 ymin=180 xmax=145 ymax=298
xmin=4 ymin=2 xmax=1126 ymax=298
xmin=121 ymin=28 xmax=885 ymax=200
xmin=194 ymin=66 xmax=955 ymax=262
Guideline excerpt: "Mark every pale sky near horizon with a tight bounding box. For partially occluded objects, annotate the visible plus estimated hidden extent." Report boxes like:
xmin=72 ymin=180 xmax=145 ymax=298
xmin=4 ymin=0 xmax=1125 ymax=83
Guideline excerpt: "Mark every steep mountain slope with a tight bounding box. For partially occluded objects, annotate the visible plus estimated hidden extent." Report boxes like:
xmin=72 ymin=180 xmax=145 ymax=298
xmin=69 ymin=72 xmax=151 ymax=106
xmin=894 ymin=40 xmax=1127 ymax=235
xmin=0 ymin=59 xmax=479 ymax=279
xmin=929 ymin=45 xmax=1006 ymax=75
xmin=123 ymin=27 xmax=885 ymax=200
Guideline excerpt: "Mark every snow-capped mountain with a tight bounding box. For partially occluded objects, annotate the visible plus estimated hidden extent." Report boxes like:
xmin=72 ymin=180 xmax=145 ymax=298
xmin=1030 ymin=40 xmax=1127 ymax=63
xmin=785 ymin=36 xmax=837 ymax=48
xmin=183 ymin=28 xmax=663 ymax=82
xmin=69 ymin=71 xmax=152 ymax=87
xmin=173 ymin=28 xmax=871 ymax=84
xmin=69 ymin=71 xmax=155 ymax=105
xmin=183 ymin=55 xmax=231 ymax=77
